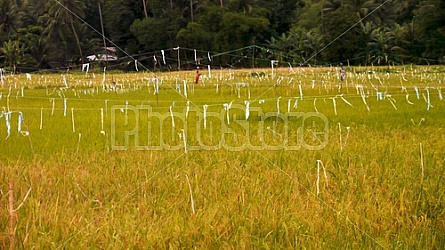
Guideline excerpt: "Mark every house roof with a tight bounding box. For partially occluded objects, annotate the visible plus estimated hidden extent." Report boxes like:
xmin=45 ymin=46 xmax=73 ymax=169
xmin=87 ymin=54 xmax=118 ymax=61
xmin=103 ymin=47 xmax=116 ymax=53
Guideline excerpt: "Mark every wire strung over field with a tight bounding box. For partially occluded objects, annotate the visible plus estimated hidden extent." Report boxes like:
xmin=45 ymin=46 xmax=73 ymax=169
xmin=0 ymin=66 xmax=444 ymax=249
xmin=0 ymin=64 xmax=443 ymax=153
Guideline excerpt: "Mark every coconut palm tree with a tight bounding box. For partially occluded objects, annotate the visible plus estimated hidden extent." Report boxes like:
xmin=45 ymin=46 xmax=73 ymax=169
xmin=21 ymin=0 xmax=48 ymax=26
xmin=367 ymin=27 xmax=398 ymax=65
xmin=43 ymin=0 xmax=86 ymax=64
xmin=302 ymin=30 xmax=324 ymax=63
xmin=342 ymin=0 xmax=379 ymax=30
xmin=0 ymin=0 xmax=25 ymax=41
xmin=322 ymin=0 xmax=343 ymax=13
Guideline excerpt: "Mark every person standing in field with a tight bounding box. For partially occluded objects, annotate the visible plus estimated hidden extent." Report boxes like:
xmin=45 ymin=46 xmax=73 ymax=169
xmin=340 ymin=67 xmax=346 ymax=81
xmin=195 ymin=68 xmax=200 ymax=84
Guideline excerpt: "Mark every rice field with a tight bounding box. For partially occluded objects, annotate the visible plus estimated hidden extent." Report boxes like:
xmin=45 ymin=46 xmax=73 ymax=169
xmin=1 ymin=65 xmax=444 ymax=249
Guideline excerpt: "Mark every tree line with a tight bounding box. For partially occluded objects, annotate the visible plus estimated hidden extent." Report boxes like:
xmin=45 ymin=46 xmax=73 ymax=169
xmin=0 ymin=0 xmax=444 ymax=72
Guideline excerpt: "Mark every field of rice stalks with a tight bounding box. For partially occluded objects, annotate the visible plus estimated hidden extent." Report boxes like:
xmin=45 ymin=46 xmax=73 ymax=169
xmin=1 ymin=65 xmax=444 ymax=249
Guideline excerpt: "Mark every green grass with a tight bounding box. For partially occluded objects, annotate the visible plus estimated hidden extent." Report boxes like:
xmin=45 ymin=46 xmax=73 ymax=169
xmin=1 ymin=66 xmax=444 ymax=249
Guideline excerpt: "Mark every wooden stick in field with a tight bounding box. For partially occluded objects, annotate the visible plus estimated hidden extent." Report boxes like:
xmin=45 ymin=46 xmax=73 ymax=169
xmin=332 ymin=97 xmax=337 ymax=115
xmin=40 ymin=108 xmax=43 ymax=130
xmin=203 ymin=105 xmax=209 ymax=129
xmin=100 ymin=108 xmax=105 ymax=134
xmin=71 ymin=108 xmax=75 ymax=133
xmin=63 ymin=98 xmax=67 ymax=116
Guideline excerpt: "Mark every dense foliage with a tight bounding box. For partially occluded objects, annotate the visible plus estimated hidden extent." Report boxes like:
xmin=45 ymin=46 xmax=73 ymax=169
xmin=0 ymin=0 xmax=444 ymax=71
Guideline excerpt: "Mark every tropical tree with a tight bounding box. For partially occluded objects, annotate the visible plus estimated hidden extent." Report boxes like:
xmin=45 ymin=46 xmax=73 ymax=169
xmin=321 ymin=6 xmax=365 ymax=64
xmin=266 ymin=32 xmax=295 ymax=63
xmin=176 ymin=1 xmax=222 ymax=50
xmin=0 ymin=0 xmax=25 ymax=42
xmin=0 ymin=40 xmax=25 ymax=73
xmin=104 ymin=0 xmax=137 ymax=54
xmin=367 ymin=1 xmax=401 ymax=32
xmin=42 ymin=0 xmax=86 ymax=63
xmin=217 ymin=12 xmax=269 ymax=51
xmin=176 ymin=22 xmax=213 ymax=50
xmin=21 ymin=0 xmax=48 ymax=26
xmin=131 ymin=17 xmax=175 ymax=51
xmin=296 ymin=1 xmax=323 ymax=32
xmin=0 ymin=0 xmax=444 ymax=69
xmin=367 ymin=27 xmax=396 ymax=65
xmin=343 ymin=0 xmax=379 ymax=29
xmin=353 ymin=21 xmax=376 ymax=64
xmin=15 ymin=25 xmax=49 ymax=68
xmin=393 ymin=0 xmax=420 ymax=24
xmin=245 ymin=0 xmax=303 ymax=37
xmin=301 ymin=30 xmax=324 ymax=64
xmin=322 ymin=0 xmax=343 ymax=14
xmin=389 ymin=23 xmax=410 ymax=64
xmin=412 ymin=0 xmax=445 ymax=61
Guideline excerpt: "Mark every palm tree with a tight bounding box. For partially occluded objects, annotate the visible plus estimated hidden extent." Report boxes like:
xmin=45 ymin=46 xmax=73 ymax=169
xmin=343 ymin=0 xmax=378 ymax=30
xmin=141 ymin=0 xmax=148 ymax=18
xmin=321 ymin=0 xmax=343 ymax=35
xmin=97 ymin=0 xmax=108 ymax=67
xmin=322 ymin=0 xmax=343 ymax=13
xmin=27 ymin=34 xmax=49 ymax=68
xmin=0 ymin=40 xmax=26 ymax=74
xmin=22 ymin=0 xmax=49 ymax=26
xmin=44 ymin=0 xmax=86 ymax=64
xmin=412 ymin=0 xmax=445 ymax=60
xmin=414 ymin=0 xmax=445 ymax=35
xmin=302 ymin=31 xmax=324 ymax=63
xmin=353 ymin=21 xmax=375 ymax=64
xmin=0 ymin=0 xmax=25 ymax=41
xmin=367 ymin=27 xmax=399 ymax=65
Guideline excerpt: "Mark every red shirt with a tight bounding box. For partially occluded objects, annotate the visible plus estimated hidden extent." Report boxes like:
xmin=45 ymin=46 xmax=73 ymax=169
xmin=195 ymin=72 xmax=200 ymax=84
